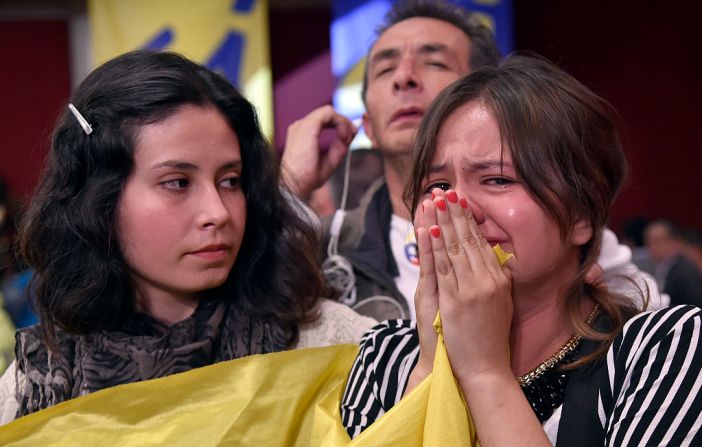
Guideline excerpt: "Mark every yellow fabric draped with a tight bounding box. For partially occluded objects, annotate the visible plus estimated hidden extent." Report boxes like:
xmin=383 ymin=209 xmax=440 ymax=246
xmin=0 ymin=328 xmax=474 ymax=446
xmin=0 ymin=246 xmax=513 ymax=445
xmin=0 ymin=345 xmax=355 ymax=446
xmin=346 ymin=312 xmax=478 ymax=447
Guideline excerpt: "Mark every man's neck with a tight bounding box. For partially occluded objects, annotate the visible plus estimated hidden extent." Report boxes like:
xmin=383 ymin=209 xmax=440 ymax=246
xmin=382 ymin=152 xmax=412 ymax=220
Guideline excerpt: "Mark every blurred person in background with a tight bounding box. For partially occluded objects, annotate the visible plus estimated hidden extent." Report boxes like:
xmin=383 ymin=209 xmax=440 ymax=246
xmin=619 ymin=216 xmax=655 ymax=275
xmin=0 ymin=178 xmax=37 ymax=330
xmin=682 ymin=228 xmax=702 ymax=274
xmin=0 ymin=178 xmax=16 ymax=373
xmin=645 ymin=219 xmax=702 ymax=306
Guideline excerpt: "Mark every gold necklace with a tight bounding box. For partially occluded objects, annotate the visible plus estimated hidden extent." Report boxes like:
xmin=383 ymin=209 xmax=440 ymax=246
xmin=517 ymin=304 xmax=599 ymax=387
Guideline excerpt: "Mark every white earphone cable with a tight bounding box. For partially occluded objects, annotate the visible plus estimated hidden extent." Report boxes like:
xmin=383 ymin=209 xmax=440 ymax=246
xmin=323 ymin=123 xmax=357 ymax=305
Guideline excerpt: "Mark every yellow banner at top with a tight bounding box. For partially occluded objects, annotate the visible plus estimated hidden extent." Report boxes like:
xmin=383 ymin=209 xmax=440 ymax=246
xmin=88 ymin=0 xmax=273 ymax=138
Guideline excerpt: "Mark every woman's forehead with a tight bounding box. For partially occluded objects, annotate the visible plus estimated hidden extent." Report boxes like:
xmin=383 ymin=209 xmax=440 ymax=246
xmin=433 ymin=103 xmax=506 ymax=163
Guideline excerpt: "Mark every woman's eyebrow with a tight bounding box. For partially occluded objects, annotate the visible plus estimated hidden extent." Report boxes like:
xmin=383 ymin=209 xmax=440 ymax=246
xmin=151 ymin=160 xmax=197 ymax=171
xmin=429 ymin=159 xmax=512 ymax=174
xmin=216 ymin=160 xmax=243 ymax=174
xmin=428 ymin=162 xmax=448 ymax=174
xmin=219 ymin=160 xmax=242 ymax=171
xmin=150 ymin=160 xmax=242 ymax=171
xmin=470 ymin=160 xmax=511 ymax=171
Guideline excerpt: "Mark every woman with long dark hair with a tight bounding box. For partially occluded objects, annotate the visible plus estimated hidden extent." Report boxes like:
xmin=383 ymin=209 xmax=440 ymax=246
xmin=0 ymin=50 xmax=374 ymax=423
xmin=342 ymin=55 xmax=702 ymax=445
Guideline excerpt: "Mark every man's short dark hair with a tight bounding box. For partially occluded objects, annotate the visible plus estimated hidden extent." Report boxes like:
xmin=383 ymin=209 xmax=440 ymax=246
xmin=361 ymin=0 xmax=501 ymax=101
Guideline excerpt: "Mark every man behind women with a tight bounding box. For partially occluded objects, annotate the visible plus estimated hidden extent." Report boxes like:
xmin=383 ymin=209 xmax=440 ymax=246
xmin=281 ymin=0 xmax=664 ymax=321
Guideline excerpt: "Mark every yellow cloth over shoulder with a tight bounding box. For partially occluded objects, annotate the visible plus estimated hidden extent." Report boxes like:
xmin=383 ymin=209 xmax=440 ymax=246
xmin=0 ymin=345 xmax=356 ymax=446
xmin=0 ymin=327 xmax=473 ymax=447
xmin=0 ymin=332 xmax=476 ymax=447
xmin=0 ymin=246 xmax=512 ymax=446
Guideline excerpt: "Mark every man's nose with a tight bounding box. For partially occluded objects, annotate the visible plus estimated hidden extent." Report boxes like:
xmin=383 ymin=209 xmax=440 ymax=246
xmin=393 ymin=57 xmax=421 ymax=92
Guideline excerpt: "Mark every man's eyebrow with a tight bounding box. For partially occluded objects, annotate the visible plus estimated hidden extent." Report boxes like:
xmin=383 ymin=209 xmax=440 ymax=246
xmin=370 ymin=43 xmax=451 ymax=67
xmin=369 ymin=47 xmax=400 ymax=66
xmin=417 ymin=43 xmax=450 ymax=55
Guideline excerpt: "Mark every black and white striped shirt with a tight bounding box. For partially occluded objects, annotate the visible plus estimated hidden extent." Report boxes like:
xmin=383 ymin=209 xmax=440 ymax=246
xmin=341 ymin=305 xmax=702 ymax=445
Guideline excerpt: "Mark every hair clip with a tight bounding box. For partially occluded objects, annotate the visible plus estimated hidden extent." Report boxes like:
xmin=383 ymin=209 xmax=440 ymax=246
xmin=68 ymin=103 xmax=93 ymax=135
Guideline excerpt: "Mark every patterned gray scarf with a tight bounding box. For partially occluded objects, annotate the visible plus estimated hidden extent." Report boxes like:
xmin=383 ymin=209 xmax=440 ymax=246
xmin=14 ymin=297 xmax=288 ymax=418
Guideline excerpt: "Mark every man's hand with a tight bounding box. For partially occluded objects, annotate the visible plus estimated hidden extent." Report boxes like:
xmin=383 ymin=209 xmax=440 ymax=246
xmin=280 ymin=105 xmax=357 ymax=201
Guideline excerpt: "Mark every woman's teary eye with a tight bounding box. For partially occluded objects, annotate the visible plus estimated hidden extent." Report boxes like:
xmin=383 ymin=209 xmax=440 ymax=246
xmin=485 ymin=177 xmax=514 ymax=186
xmin=423 ymin=182 xmax=451 ymax=194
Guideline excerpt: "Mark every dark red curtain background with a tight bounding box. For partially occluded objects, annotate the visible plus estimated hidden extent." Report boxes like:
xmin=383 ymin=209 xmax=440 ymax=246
xmin=0 ymin=21 xmax=71 ymax=200
xmin=514 ymin=1 xmax=702 ymax=232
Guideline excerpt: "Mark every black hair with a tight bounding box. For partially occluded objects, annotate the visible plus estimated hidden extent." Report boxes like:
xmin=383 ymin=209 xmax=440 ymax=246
xmin=19 ymin=50 xmax=329 ymax=347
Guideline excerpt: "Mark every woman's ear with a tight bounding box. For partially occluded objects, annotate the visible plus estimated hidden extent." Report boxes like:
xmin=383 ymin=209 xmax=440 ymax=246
xmin=571 ymin=218 xmax=593 ymax=246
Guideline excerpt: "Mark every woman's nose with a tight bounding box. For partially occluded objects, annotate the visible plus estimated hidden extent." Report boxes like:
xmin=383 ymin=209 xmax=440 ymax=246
xmin=197 ymin=187 xmax=230 ymax=229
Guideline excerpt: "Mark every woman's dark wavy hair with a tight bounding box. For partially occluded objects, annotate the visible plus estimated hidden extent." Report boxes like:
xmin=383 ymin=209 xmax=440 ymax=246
xmin=405 ymin=54 xmax=645 ymax=366
xmin=19 ymin=50 xmax=330 ymax=347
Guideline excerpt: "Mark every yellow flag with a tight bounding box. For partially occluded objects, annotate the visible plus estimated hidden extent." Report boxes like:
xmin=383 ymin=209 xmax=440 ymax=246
xmin=0 ymin=339 xmax=475 ymax=446
xmin=345 ymin=316 xmax=477 ymax=446
xmin=0 ymin=345 xmax=357 ymax=446
xmin=87 ymin=0 xmax=273 ymax=138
